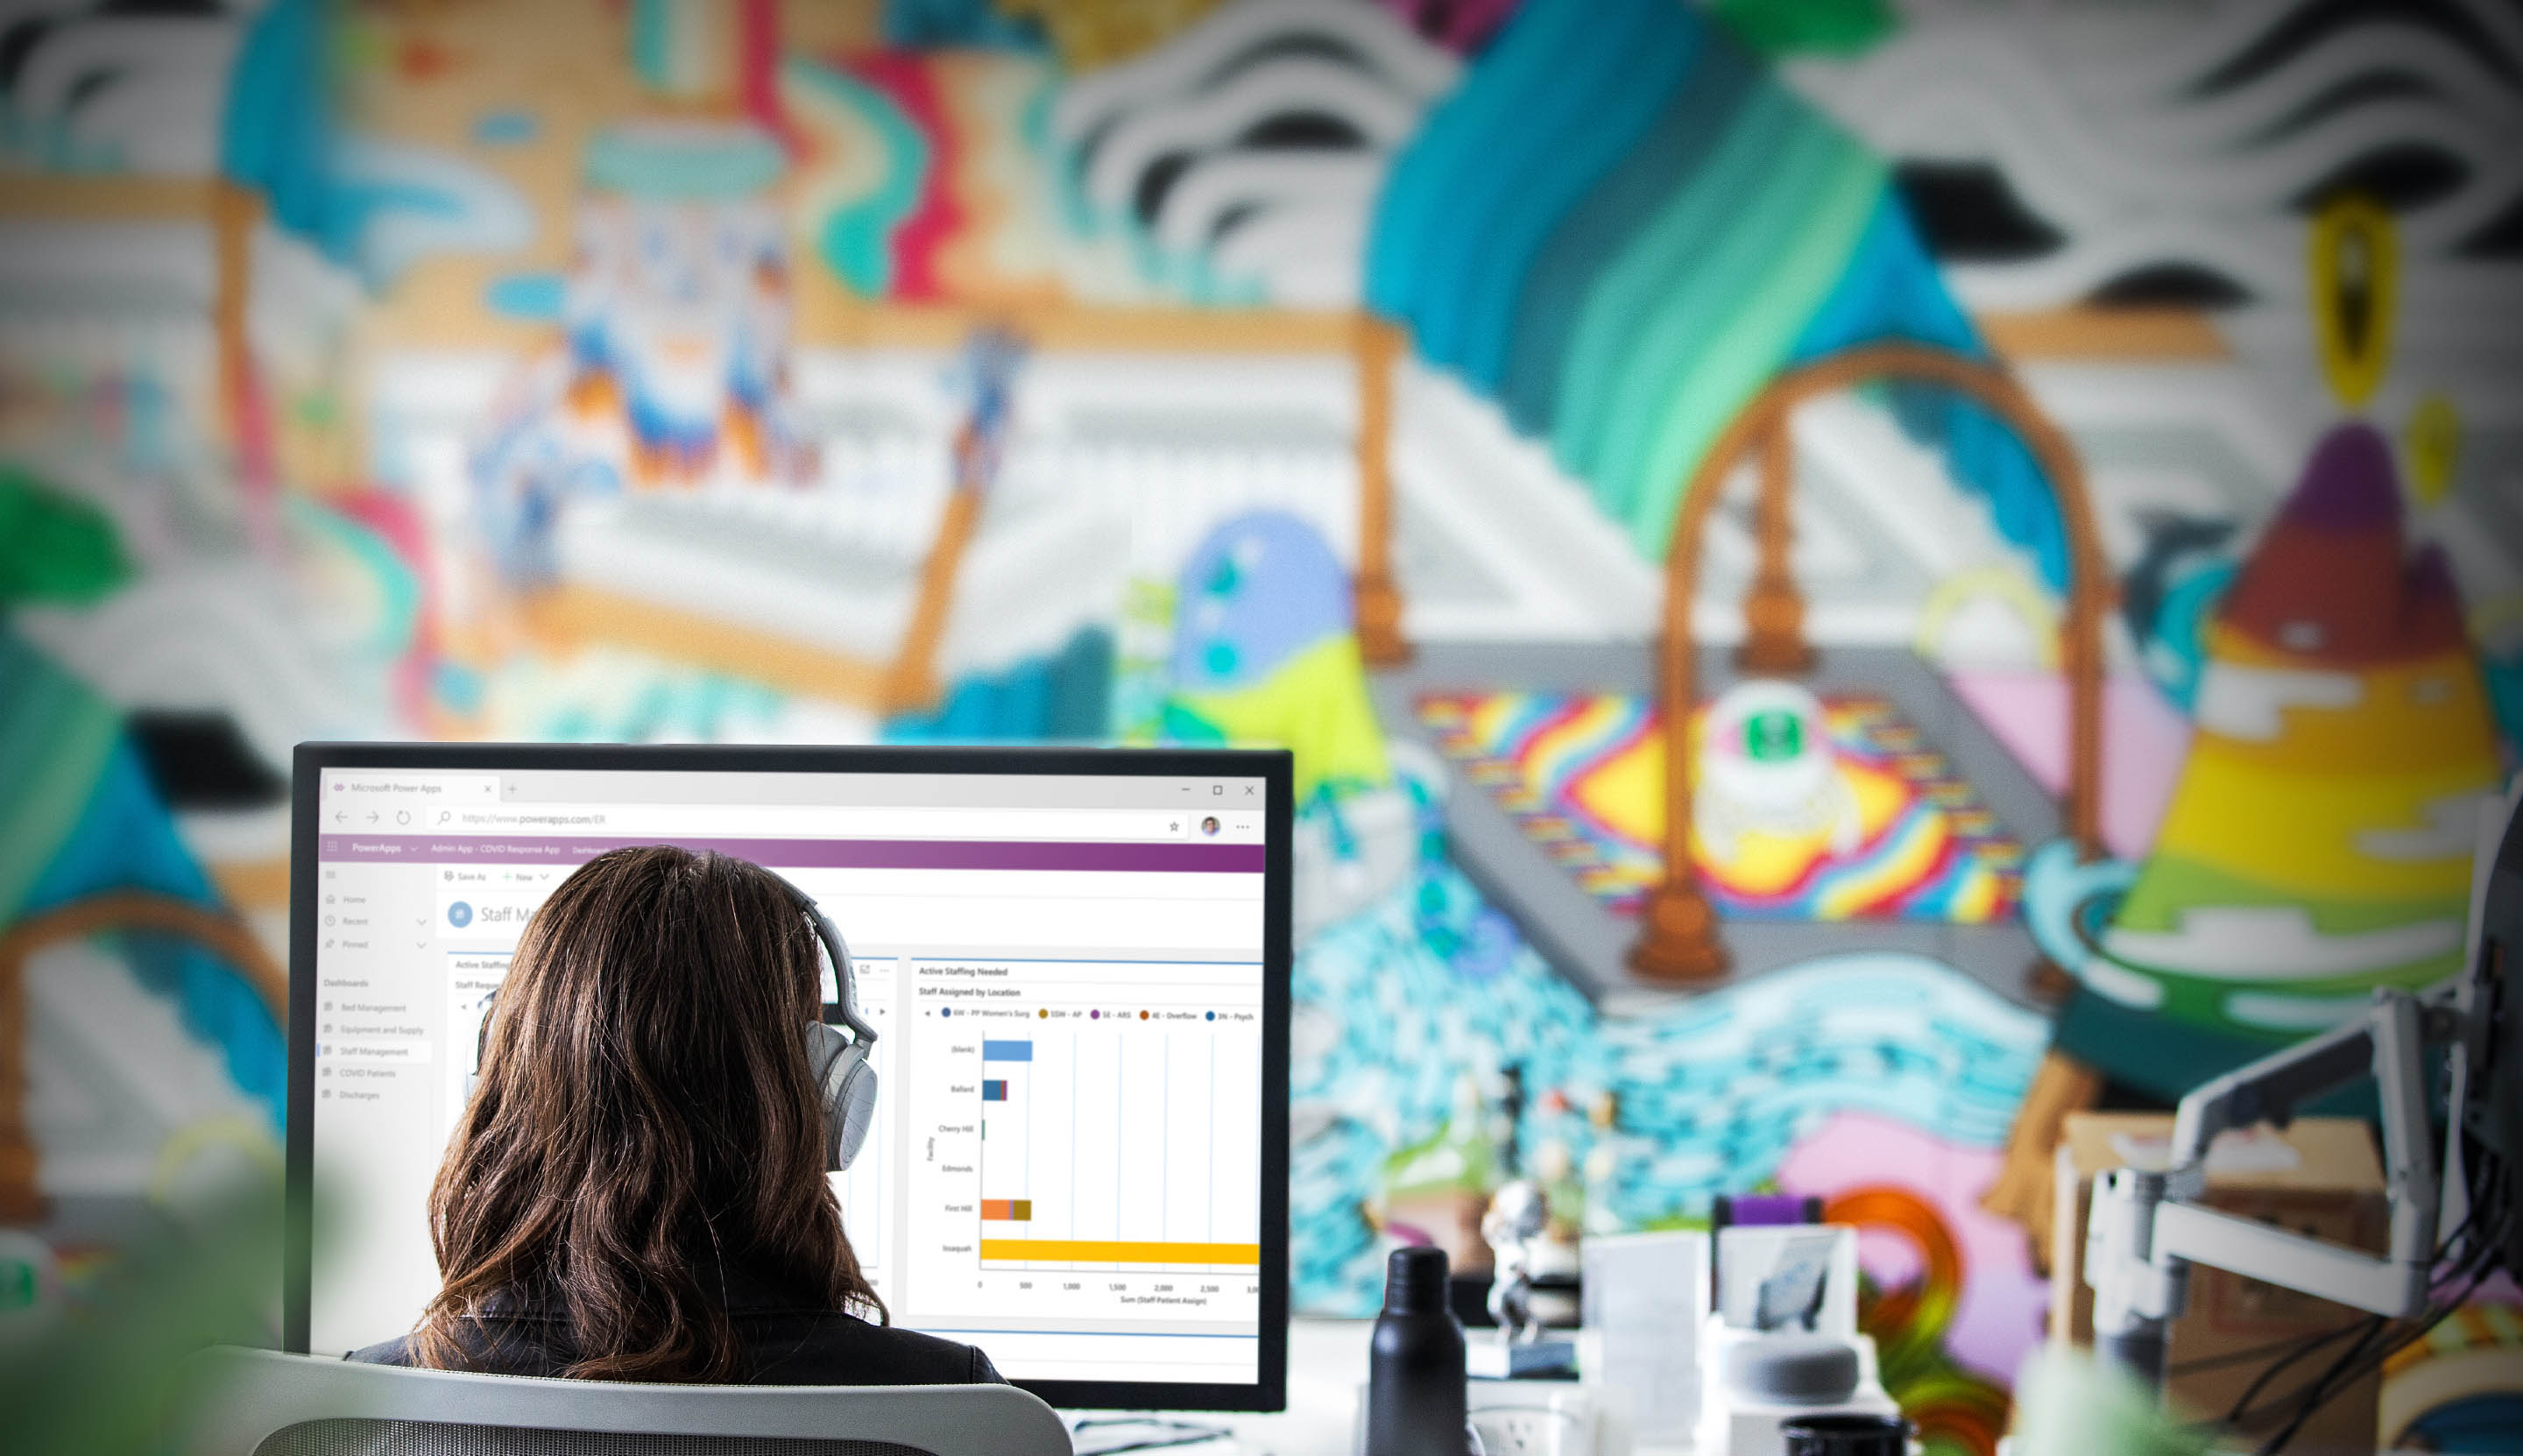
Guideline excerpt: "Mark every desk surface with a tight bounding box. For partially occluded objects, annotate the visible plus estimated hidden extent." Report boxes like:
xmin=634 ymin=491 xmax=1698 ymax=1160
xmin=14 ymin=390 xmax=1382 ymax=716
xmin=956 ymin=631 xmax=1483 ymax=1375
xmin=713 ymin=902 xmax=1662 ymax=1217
xmin=1208 ymin=1318 xmax=1370 ymax=1454
xmin=1062 ymin=1319 xmax=1361 ymax=1455
xmin=1074 ymin=1320 xmax=1692 ymax=1456
xmin=1186 ymin=1332 xmax=2427 ymax=1456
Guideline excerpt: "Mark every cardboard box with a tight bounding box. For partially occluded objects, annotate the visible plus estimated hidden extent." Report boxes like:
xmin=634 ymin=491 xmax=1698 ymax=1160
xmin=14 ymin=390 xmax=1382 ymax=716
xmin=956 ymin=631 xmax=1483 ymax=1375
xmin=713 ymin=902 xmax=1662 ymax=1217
xmin=2052 ymin=1113 xmax=2388 ymax=1455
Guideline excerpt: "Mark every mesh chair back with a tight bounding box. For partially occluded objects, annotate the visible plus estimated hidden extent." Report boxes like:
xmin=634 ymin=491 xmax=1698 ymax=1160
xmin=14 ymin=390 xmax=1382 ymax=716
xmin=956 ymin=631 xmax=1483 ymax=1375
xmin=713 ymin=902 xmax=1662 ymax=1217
xmin=172 ymin=1348 xmax=1071 ymax=1456
xmin=252 ymin=1419 xmax=930 ymax=1456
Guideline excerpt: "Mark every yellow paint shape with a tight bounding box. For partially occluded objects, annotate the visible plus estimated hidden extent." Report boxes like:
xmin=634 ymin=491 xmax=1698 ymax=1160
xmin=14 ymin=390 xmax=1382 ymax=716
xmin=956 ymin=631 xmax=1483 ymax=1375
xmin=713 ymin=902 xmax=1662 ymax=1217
xmin=2146 ymin=746 xmax=2494 ymax=903
xmin=1813 ymin=779 xmax=1950 ymax=916
xmin=2311 ymin=194 xmax=2398 ymax=408
xmin=1572 ymin=724 xmax=1662 ymax=846
xmin=1948 ymin=866 xmax=2005 ymax=922
xmin=149 ymin=1116 xmax=281 ymax=1208
xmin=2406 ymin=394 xmax=2460 ymax=507
xmin=1913 ymin=564 xmax=2061 ymax=669
xmin=1526 ymin=697 xmax=1633 ymax=788
xmin=1688 ymin=760 xmax=1914 ymax=897
xmin=1695 ymin=825 xmax=1813 ymax=897
xmin=1568 ymin=711 xmax=1949 ymax=898
xmin=2199 ymin=626 xmax=2499 ymax=774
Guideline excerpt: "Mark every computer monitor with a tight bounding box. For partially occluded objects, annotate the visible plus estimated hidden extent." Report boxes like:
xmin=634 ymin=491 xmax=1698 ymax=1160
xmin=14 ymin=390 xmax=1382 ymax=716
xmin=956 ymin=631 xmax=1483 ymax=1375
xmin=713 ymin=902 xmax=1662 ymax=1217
xmin=285 ymin=743 xmax=1291 ymax=1412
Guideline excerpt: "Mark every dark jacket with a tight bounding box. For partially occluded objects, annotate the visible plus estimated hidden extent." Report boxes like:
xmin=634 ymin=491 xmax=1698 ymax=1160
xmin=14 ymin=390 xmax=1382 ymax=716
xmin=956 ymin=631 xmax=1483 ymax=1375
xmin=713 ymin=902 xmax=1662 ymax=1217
xmin=348 ymin=1271 xmax=1000 ymax=1386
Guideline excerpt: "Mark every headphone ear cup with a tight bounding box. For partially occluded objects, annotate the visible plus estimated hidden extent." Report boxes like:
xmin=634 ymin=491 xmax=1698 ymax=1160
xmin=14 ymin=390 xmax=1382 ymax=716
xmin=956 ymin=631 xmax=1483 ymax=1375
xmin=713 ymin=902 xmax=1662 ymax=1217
xmin=831 ymin=1057 xmax=878 ymax=1173
xmin=805 ymin=1021 xmax=879 ymax=1172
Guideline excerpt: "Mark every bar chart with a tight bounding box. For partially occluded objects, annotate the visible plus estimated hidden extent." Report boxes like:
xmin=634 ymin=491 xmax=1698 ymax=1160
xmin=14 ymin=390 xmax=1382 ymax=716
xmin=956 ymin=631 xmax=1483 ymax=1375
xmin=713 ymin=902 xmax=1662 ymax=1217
xmin=897 ymin=956 xmax=1266 ymax=1326
xmin=973 ymin=1024 xmax=1262 ymax=1273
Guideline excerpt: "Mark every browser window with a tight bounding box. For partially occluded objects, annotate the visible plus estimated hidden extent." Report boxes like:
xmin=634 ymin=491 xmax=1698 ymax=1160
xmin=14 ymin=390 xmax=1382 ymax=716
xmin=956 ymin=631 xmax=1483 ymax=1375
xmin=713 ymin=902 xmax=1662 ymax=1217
xmin=307 ymin=767 xmax=1268 ymax=1385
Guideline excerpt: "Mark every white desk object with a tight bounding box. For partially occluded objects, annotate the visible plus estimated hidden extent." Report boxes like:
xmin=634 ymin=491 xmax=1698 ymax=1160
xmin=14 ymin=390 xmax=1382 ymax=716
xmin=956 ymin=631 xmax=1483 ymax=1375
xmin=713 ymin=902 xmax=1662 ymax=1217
xmin=1465 ymin=1379 xmax=1635 ymax=1456
xmin=1696 ymin=1226 xmax=1900 ymax=1456
xmin=1580 ymin=1230 xmax=1710 ymax=1445
xmin=1086 ymin=1300 xmax=1914 ymax=1455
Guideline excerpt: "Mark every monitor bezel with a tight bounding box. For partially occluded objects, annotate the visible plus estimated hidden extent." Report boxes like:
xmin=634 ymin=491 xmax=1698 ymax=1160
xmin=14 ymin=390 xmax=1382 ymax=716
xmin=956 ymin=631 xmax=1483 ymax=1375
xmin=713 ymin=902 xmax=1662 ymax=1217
xmin=286 ymin=739 xmax=1294 ymax=1413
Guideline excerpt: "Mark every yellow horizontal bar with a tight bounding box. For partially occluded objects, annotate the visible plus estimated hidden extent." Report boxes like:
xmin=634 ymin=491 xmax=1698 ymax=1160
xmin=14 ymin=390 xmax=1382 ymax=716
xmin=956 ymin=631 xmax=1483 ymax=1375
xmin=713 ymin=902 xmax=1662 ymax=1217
xmin=979 ymin=1239 xmax=1260 ymax=1266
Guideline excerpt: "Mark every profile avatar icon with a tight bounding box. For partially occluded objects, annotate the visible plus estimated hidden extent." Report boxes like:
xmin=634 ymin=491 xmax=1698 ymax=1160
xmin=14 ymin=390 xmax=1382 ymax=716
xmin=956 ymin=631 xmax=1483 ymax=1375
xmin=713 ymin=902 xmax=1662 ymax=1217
xmin=447 ymin=901 xmax=474 ymax=929
xmin=1200 ymin=816 xmax=1220 ymax=837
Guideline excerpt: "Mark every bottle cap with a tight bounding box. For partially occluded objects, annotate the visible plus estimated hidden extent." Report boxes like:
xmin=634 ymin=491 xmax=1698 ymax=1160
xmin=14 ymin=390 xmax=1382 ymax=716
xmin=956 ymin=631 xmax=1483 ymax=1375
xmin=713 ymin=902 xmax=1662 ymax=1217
xmin=1382 ymin=1245 xmax=1450 ymax=1314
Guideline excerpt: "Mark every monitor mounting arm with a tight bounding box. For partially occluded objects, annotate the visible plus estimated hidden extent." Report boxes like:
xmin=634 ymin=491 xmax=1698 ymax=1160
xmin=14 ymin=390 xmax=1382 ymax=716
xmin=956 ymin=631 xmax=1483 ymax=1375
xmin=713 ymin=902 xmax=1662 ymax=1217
xmin=2085 ymin=984 xmax=2463 ymax=1388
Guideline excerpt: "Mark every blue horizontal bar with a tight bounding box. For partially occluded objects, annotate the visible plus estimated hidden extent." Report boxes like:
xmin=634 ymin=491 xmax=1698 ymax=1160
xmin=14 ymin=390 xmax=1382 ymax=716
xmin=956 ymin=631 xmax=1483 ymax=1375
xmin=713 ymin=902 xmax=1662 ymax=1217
xmin=982 ymin=1040 xmax=1034 ymax=1062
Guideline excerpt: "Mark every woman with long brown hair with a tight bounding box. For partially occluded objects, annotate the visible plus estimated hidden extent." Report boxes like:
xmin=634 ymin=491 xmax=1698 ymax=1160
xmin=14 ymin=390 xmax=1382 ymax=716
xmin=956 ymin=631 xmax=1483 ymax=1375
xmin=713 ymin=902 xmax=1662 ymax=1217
xmin=350 ymin=845 xmax=997 ymax=1384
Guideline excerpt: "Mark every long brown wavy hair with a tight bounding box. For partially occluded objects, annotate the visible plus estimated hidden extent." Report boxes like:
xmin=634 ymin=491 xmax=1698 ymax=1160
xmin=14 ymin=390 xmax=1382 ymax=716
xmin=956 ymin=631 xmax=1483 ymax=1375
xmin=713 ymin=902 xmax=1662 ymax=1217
xmin=410 ymin=845 xmax=881 ymax=1381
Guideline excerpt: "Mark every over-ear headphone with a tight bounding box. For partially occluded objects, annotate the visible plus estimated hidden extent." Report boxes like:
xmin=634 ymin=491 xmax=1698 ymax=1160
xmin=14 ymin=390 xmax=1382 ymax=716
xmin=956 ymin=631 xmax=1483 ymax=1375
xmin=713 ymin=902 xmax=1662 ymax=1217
xmin=470 ymin=874 xmax=879 ymax=1171
xmin=786 ymin=878 xmax=880 ymax=1174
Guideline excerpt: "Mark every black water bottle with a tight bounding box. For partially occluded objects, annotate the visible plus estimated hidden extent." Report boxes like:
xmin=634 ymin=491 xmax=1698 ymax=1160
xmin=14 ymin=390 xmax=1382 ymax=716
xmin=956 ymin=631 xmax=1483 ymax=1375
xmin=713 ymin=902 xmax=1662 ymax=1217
xmin=1366 ymin=1246 xmax=1466 ymax=1456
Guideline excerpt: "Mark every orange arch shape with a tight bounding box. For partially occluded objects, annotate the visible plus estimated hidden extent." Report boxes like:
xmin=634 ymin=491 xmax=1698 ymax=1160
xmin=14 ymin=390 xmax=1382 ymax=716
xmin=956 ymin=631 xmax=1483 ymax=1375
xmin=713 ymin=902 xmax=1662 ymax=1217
xmin=1825 ymin=1184 xmax=2011 ymax=1456
xmin=0 ymin=892 xmax=287 ymax=1222
xmin=1629 ymin=343 xmax=2112 ymax=983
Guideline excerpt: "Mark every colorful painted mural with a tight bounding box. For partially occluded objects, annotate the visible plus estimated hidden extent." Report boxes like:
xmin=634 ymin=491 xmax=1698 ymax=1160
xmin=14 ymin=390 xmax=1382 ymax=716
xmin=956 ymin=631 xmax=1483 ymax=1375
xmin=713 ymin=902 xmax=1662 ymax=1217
xmin=4 ymin=1 xmax=2519 ymax=1450
xmin=2028 ymin=421 xmax=2506 ymax=1101
xmin=1417 ymin=688 xmax=2025 ymax=922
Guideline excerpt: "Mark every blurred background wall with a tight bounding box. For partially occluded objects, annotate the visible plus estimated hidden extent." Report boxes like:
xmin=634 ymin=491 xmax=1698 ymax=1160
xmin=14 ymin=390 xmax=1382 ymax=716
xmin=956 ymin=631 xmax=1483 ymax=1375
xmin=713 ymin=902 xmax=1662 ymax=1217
xmin=1 ymin=1 xmax=2517 ymax=1449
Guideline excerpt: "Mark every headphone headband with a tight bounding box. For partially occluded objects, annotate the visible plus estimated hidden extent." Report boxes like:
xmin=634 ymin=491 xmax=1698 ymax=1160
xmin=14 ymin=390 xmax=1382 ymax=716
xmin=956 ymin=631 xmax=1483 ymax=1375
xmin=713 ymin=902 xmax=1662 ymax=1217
xmin=777 ymin=877 xmax=876 ymax=1050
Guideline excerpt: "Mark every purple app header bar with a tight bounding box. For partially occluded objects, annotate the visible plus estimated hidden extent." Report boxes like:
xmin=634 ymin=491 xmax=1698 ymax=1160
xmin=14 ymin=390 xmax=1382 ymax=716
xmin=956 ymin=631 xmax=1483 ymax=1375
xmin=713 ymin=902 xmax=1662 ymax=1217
xmin=318 ymin=834 xmax=1264 ymax=874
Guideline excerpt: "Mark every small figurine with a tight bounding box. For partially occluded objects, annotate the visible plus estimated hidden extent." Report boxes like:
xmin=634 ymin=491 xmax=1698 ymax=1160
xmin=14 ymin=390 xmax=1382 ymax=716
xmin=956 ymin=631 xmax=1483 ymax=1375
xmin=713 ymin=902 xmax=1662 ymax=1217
xmin=1472 ymin=1178 xmax=1577 ymax=1380
xmin=1482 ymin=1178 xmax=1549 ymax=1346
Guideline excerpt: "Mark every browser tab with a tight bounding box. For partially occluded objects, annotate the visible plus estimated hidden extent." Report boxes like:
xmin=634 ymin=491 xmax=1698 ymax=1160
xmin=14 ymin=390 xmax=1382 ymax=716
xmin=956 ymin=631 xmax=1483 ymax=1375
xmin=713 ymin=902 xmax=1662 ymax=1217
xmin=326 ymin=774 xmax=499 ymax=804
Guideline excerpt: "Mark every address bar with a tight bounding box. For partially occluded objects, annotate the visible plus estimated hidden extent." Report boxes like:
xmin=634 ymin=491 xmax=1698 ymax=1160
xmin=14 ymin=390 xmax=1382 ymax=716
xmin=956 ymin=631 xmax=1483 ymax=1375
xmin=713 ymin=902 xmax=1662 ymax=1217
xmin=438 ymin=803 xmax=1207 ymax=841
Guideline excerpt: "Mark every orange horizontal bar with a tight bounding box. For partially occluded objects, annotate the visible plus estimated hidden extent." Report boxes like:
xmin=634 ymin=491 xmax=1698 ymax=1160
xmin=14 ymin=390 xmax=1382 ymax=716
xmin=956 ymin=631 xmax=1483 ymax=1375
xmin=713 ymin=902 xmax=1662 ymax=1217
xmin=519 ymin=585 xmax=891 ymax=708
xmin=1977 ymin=306 xmax=2228 ymax=362
xmin=979 ymin=1239 xmax=1259 ymax=1266
xmin=980 ymin=1199 xmax=1032 ymax=1222
xmin=0 ymin=175 xmax=223 ymax=222
xmin=792 ymin=274 xmax=1363 ymax=354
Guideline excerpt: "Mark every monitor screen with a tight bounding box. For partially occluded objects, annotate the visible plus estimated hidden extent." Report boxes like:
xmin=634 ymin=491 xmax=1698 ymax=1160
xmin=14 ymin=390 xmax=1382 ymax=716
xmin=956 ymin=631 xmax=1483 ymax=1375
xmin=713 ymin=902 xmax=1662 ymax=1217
xmin=287 ymin=744 xmax=1290 ymax=1410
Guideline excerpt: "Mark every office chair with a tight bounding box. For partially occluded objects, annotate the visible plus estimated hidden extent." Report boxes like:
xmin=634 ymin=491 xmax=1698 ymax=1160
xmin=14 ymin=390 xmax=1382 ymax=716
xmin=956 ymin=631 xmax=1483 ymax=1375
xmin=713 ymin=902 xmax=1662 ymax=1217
xmin=172 ymin=1346 xmax=1074 ymax=1456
